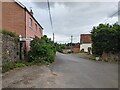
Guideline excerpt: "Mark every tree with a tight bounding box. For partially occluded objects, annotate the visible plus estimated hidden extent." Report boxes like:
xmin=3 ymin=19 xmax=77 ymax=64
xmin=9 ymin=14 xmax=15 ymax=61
xmin=91 ymin=23 xmax=120 ymax=56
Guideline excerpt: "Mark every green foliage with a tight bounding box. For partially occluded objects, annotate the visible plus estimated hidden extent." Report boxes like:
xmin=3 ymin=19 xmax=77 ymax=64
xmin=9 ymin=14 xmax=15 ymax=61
xmin=2 ymin=61 xmax=26 ymax=73
xmin=0 ymin=29 xmax=17 ymax=37
xmin=55 ymin=43 xmax=65 ymax=53
xmin=91 ymin=23 xmax=120 ymax=55
xmin=28 ymin=35 xmax=56 ymax=64
xmin=14 ymin=63 xmax=26 ymax=68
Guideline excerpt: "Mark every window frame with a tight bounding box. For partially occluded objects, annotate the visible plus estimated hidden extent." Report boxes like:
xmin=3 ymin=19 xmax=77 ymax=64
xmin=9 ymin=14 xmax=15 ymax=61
xmin=35 ymin=23 xmax=37 ymax=31
xmin=29 ymin=18 xmax=32 ymax=28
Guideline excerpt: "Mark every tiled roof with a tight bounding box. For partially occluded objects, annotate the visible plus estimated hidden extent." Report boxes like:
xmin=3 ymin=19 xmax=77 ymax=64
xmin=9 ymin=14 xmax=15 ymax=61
xmin=80 ymin=34 xmax=92 ymax=44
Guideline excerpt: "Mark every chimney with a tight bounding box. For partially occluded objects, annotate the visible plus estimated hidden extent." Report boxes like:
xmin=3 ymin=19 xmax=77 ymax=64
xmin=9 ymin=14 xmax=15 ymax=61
xmin=30 ymin=7 xmax=33 ymax=16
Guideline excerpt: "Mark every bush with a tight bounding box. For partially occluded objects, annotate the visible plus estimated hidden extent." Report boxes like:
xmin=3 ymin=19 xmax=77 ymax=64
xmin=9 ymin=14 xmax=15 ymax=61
xmin=0 ymin=29 xmax=17 ymax=37
xmin=28 ymin=35 xmax=56 ymax=64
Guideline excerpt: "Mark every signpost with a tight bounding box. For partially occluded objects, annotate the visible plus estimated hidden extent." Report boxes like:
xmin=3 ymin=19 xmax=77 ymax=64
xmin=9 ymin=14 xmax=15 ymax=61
xmin=19 ymin=36 xmax=33 ymax=60
xmin=19 ymin=38 xmax=33 ymax=41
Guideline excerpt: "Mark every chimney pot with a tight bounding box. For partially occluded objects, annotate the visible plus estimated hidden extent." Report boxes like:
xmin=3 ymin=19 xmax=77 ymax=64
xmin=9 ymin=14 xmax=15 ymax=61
xmin=30 ymin=7 xmax=33 ymax=16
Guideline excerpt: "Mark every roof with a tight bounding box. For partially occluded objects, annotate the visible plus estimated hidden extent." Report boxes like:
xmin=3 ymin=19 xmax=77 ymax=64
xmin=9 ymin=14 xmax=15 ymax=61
xmin=15 ymin=0 xmax=43 ymax=29
xmin=80 ymin=34 xmax=92 ymax=44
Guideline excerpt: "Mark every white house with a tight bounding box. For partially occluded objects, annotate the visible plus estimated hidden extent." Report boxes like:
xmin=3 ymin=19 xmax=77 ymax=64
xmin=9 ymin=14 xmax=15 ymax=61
xmin=80 ymin=34 xmax=92 ymax=54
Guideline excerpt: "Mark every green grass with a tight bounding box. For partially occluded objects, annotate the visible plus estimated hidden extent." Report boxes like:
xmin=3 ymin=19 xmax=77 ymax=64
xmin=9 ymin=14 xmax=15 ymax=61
xmin=2 ymin=60 xmax=45 ymax=73
xmin=75 ymin=53 xmax=118 ymax=64
xmin=2 ymin=61 xmax=32 ymax=73
xmin=2 ymin=61 xmax=27 ymax=73
xmin=76 ymin=53 xmax=96 ymax=60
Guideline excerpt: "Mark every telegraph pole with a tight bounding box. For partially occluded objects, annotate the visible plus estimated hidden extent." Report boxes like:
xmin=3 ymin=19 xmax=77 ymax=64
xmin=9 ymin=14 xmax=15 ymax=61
xmin=53 ymin=33 xmax=54 ymax=43
xmin=71 ymin=35 xmax=73 ymax=52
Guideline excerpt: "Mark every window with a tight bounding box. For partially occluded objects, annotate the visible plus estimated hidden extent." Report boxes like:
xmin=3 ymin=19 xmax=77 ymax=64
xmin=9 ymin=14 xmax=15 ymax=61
xmin=29 ymin=18 xmax=32 ymax=28
xmin=39 ymin=28 xmax=42 ymax=35
xmin=35 ymin=23 xmax=37 ymax=31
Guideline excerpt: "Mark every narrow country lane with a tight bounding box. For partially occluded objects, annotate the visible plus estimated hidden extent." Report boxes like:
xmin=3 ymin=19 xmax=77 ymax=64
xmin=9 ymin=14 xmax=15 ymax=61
xmin=49 ymin=52 xmax=118 ymax=88
xmin=2 ymin=52 xmax=118 ymax=88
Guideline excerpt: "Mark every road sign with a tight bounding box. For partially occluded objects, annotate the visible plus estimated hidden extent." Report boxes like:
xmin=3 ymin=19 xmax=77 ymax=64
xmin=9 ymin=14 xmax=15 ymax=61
xmin=19 ymin=38 xmax=33 ymax=41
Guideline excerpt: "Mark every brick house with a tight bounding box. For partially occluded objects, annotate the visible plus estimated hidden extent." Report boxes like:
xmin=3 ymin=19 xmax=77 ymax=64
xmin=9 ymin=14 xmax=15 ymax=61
xmin=80 ymin=34 xmax=92 ymax=53
xmin=72 ymin=43 xmax=80 ymax=53
xmin=2 ymin=0 xmax=43 ymax=51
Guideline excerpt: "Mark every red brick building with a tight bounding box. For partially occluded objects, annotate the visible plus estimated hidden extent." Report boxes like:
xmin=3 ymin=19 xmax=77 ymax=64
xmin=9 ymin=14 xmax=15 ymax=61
xmin=2 ymin=0 xmax=43 ymax=51
xmin=80 ymin=34 xmax=92 ymax=53
xmin=72 ymin=43 xmax=80 ymax=53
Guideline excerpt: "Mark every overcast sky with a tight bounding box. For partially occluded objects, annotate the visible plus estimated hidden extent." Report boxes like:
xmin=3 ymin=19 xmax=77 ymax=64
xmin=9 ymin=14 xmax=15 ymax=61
xmin=18 ymin=0 xmax=118 ymax=44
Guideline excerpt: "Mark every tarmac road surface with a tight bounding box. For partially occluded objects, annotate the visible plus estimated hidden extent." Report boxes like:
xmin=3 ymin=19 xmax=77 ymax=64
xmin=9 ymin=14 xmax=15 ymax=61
xmin=2 ymin=52 xmax=118 ymax=88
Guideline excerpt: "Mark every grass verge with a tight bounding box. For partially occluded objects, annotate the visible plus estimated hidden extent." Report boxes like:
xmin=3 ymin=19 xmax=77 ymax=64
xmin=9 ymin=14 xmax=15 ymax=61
xmin=2 ymin=61 xmax=36 ymax=73
xmin=2 ymin=60 xmax=50 ymax=73
xmin=74 ymin=53 xmax=118 ymax=64
xmin=74 ymin=53 xmax=96 ymax=60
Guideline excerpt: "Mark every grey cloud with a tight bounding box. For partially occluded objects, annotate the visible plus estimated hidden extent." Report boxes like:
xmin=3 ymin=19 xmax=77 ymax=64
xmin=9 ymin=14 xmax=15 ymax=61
xmin=20 ymin=1 xmax=118 ymax=43
xmin=33 ymin=2 xmax=55 ymax=9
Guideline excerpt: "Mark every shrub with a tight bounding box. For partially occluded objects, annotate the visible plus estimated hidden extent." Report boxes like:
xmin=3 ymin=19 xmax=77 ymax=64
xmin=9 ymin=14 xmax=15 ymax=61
xmin=0 ymin=29 xmax=17 ymax=37
xmin=28 ymin=35 xmax=56 ymax=64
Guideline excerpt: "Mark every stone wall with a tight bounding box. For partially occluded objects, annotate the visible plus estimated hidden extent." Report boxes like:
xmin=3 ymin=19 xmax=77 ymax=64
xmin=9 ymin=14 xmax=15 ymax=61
xmin=101 ymin=52 xmax=120 ymax=62
xmin=2 ymin=34 xmax=20 ymax=64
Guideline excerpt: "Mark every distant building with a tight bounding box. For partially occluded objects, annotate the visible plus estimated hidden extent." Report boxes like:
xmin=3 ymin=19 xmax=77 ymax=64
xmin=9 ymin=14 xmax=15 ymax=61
xmin=80 ymin=34 xmax=92 ymax=53
xmin=72 ymin=43 xmax=80 ymax=53
xmin=63 ymin=43 xmax=80 ymax=53
xmin=2 ymin=0 xmax=43 ymax=51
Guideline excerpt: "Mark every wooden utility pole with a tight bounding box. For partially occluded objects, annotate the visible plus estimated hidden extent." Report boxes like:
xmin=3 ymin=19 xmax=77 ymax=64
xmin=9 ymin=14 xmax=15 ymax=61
xmin=53 ymin=33 xmax=54 ymax=43
xmin=71 ymin=35 xmax=73 ymax=52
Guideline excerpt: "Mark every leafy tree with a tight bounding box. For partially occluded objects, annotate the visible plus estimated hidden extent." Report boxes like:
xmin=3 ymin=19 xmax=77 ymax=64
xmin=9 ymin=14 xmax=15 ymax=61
xmin=91 ymin=23 xmax=120 ymax=56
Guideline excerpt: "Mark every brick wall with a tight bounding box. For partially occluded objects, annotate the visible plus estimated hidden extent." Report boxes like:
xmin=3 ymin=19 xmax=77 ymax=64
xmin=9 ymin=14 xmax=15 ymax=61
xmin=25 ymin=11 xmax=43 ymax=51
xmin=2 ymin=2 xmax=26 ymax=37
xmin=2 ymin=1 xmax=43 ymax=52
xmin=72 ymin=48 xmax=80 ymax=53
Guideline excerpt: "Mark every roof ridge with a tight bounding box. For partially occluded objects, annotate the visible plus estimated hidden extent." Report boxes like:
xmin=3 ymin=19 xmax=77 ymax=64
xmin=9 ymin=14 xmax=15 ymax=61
xmin=15 ymin=0 xmax=25 ymax=8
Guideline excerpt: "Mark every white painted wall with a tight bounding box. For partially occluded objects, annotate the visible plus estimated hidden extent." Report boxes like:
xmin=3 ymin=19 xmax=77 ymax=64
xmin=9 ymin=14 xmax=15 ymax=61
xmin=80 ymin=43 xmax=92 ymax=52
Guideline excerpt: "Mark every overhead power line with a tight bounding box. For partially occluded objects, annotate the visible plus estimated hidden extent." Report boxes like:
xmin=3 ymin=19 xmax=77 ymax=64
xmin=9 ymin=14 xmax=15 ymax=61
xmin=71 ymin=35 xmax=73 ymax=51
xmin=103 ymin=8 xmax=119 ymax=24
xmin=47 ymin=0 xmax=55 ymax=42
xmin=110 ymin=9 xmax=120 ymax=18
xmin=47 ymin=0 xmax=53 ymax=30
